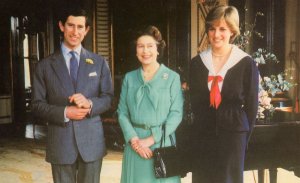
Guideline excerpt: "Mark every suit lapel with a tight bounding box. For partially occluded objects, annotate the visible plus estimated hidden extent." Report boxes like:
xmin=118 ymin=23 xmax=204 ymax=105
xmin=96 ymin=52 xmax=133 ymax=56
xmin=50 ymin=51 xmax=75 ymax=95
xmin=76 ymin=48 xmax=93 ymax=93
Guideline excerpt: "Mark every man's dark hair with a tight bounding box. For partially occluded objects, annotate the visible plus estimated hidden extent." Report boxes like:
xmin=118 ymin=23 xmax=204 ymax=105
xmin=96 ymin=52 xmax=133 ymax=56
xmin=59 ymin=5 xmax=90 ymax=27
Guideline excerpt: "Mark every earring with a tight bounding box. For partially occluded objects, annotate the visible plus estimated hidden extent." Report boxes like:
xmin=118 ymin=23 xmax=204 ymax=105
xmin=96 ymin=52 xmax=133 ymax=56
xmin=157 ymin=52 xmax=159 ymax=55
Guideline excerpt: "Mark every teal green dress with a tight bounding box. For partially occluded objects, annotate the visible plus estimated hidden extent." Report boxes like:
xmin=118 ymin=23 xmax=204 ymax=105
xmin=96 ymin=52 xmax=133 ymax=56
xmin=117 ymin=64 xmax=184 ymax=183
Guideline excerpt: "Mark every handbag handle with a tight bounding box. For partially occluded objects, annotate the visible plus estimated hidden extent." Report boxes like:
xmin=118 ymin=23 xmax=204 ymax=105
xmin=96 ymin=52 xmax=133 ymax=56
xmin=160 ymin=124 xmax=176 ymax=148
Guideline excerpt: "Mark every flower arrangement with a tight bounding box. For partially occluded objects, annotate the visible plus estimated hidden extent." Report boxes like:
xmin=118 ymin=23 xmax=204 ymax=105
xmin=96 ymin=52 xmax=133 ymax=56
xmin=258 ymin=81 xmax=275 ymax=119
xmin=234 ymin=11 xmax=295 ymax=120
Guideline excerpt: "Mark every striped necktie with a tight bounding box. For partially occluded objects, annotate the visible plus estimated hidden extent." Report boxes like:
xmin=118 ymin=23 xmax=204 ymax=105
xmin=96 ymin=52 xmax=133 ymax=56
xmin=69 ymin=51 xmax=78 ymax=88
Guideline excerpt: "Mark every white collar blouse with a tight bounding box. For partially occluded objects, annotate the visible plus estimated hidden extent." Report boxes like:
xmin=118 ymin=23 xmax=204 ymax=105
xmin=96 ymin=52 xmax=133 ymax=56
xmin=199 ymin=44 xmax=249 ymax=91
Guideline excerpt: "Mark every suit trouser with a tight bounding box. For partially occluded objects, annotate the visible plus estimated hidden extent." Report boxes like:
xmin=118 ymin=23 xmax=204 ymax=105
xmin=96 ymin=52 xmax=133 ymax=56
xmin=51 ymin=156 xmax=102 ymax=183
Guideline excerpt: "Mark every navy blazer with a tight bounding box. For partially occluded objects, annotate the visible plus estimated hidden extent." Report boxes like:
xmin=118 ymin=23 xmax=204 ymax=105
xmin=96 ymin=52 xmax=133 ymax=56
xmin=189 ymin=54 xmax=259 ymax=140
xmin=32 ymin=48 xmax=113 ymax=164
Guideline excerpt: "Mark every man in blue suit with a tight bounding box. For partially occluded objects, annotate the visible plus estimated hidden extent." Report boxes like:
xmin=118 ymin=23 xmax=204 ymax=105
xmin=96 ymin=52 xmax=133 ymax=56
xmin=32 ymin=6 xmax=113 ymax=183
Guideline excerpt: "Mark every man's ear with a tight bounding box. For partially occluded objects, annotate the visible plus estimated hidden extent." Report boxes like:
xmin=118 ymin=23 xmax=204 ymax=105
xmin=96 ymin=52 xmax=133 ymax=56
xmin=85 ymin=26 xmax=90 ymax=35
xmin=58 ymin=21 xmax=65 ymax=32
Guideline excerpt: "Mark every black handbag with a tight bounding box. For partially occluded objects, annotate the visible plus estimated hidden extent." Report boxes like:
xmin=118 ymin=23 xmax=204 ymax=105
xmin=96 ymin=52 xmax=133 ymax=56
xmin=153 ymin=124 xmax=182 ymax=178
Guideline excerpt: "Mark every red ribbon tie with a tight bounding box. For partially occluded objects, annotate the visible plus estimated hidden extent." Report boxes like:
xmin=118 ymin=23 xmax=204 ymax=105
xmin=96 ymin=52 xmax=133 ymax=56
xmin=208 ymin=76 xmax=223 ymax=109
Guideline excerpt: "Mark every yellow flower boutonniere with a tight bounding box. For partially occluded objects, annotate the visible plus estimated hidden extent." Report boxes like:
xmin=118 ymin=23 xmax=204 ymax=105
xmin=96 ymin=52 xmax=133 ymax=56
xmin=85 ymin=58 xmax=94 ymax=64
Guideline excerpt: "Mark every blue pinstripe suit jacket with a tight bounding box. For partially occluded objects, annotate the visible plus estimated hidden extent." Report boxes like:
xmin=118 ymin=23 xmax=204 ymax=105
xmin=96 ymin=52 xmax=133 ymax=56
xmin=32 ymin=47 xmax=113 ymax=164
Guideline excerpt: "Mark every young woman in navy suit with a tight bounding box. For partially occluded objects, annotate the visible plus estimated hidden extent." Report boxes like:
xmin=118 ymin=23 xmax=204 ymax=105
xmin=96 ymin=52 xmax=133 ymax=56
xmin=189 ymin=5 xmax=259 ymax=183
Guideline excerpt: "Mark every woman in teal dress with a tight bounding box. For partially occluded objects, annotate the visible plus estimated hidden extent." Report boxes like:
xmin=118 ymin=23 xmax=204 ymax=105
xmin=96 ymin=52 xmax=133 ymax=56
xmin=117 ymin=25 xmax=184 ymax=183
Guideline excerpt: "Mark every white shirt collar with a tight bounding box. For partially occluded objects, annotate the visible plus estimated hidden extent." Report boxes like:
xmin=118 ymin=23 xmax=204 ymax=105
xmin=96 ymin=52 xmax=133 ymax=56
xmin=199 ymin=44 xmax=249 ymax=78
xmin=61 ymin=43 xmax=81 ymax=56
xmin=61 ymin=43 xmax=82 ymax=72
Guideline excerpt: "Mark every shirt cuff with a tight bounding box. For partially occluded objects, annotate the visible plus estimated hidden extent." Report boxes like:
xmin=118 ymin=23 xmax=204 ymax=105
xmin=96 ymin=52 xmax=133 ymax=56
xmin=64 ymin=107 xmax=70 ymax=122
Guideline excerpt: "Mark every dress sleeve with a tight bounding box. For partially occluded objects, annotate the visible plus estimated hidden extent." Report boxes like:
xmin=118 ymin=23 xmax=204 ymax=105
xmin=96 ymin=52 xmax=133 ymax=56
xmin=244 ymin=59 xmax=259 ymax=142
xmin=151 ymin=74 xmax=184 ymax=143
xmin=117 ymin=75 xmax=138 ymax=143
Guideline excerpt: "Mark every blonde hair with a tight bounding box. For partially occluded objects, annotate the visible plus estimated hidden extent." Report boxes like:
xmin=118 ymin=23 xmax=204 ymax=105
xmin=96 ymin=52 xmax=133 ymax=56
xmin=205 ymin=5 xmax=240 ymax=42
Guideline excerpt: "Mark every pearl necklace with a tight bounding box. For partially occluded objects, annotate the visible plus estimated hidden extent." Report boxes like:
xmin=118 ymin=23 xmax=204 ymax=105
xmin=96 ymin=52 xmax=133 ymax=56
xmin=212 ymin=52 xmax=226 ymax=57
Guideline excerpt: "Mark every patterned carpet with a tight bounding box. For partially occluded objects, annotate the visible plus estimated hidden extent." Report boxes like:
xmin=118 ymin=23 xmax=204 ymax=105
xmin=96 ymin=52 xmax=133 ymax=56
xmin=0 ymin=138 xmax=52 ymax=183
xmin=0 ymin=137 xmax=125 ymax=183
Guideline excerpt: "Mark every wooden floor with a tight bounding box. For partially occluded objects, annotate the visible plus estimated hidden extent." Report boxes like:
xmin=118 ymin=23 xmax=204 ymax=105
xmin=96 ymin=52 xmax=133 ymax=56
xmin=0 ymin=124 xmax=299 ymax=183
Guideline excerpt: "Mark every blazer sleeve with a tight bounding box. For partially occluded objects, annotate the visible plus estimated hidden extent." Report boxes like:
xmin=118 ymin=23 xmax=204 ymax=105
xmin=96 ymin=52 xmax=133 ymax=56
xmin=89 ymin=59 xmax=113 ymax=117
xmin=31 ymin=62 xmax=66 ymax=125
xmin=244 ymin=59 xmax=259 ymax=141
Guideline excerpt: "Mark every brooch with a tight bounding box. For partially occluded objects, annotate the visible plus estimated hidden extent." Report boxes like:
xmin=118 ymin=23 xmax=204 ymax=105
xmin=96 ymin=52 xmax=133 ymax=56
xmin=85 ymin=58 xmax=94 ymax=64
xmin=162 ymin=73 xmax=169 ymax=80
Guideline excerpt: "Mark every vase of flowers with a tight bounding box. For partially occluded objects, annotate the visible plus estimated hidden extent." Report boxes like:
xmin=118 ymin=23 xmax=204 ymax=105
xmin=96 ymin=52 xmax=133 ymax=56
xmin=234 ymin=11 xmax=295 ymax=122
xmin=257 ymin=88 xmax=275 ymax=123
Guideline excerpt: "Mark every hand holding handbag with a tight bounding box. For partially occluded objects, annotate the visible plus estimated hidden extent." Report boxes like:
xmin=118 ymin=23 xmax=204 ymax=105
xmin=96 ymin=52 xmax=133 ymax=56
xmin=153 ymin=124 xmax=182 ymax=178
